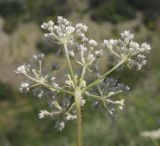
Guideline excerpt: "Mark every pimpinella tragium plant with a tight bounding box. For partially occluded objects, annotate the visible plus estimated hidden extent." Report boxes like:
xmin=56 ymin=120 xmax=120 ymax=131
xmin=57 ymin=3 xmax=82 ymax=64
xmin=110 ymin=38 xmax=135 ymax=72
xmin=16 ymin=16 xmax=151 ymax=146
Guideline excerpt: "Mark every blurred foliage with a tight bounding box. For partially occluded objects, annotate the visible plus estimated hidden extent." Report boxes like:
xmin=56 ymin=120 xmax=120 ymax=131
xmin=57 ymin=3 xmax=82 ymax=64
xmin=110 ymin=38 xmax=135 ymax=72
xmin=36 ymin=39 xmax=59 ymax=54
xmin=3 ymin=18 xmax=19 ymax=34
xmin=0 ymin=0 xmax=160 ymax=33
xmin=0 ymin=1 xmax=25 ymax=18
xmin=26 ymin=0 xmax=70 ymax=23
xmin=89 ymin=0 xmax=160 ymax=30
xmin=0 ymin=82 xmax=14 ymax=101
xmin=0 ymin=0 xmax=70 ymax=34
xmin=89 ymin=0 xmax=136 ymax=23
xmin=127 ymin=0 xmax=160 ymax=30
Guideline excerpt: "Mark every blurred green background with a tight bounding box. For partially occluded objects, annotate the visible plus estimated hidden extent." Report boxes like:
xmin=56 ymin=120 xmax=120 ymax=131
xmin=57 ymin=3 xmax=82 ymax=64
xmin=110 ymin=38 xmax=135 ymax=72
xmin=0 ymin=0 xmax=160 ymax=146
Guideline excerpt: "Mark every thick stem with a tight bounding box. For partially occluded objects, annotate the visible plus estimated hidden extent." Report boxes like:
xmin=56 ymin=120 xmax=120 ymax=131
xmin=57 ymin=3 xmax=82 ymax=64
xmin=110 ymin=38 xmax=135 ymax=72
xmin=75 ymin=90 xmax=82 ymax=146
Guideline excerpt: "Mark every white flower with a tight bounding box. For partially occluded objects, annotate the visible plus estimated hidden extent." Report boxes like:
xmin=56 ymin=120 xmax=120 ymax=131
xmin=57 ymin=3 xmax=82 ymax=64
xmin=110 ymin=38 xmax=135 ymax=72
xmin=140 ymin=42 xmax=151 ymax=51
xmin=51 ymin=77 xmax=56 ymax=81
xmin=87 ymin=54 xmax=95 ymax=63
xmin=137 ymin=54 xmax=146 ymax=59
xmin=48 ymin=26 xmax=54 ymax=32
xmin=115 ymin=99 xmax=125 ymax=110
xmin=89 ymin=39 xmax=97 ymax=46
xmin=57 ymin=16 xmax=69 ymax=25
xmin=103 ymin=39 xmax=118 ymax=49
xmin=110 ymin=39 xmax=118 ymax=45
xmin=53 ymin=83 xmax=59 ymax=88
xmin=95 ymin=49 xmax=103 ymax=56
xmin=121 ymin=30 xmax=134 ymax=40
xmin=41 ymin=20 xmax=54 ymax=30
xmin=134 ymin=54 xmax=147 ymax=70
xmin=81 ymin=99 xmax=86 ymax=107
xmin=16 ymin=65 xmax=27 ymax=74
xmin=33 ymin=54 xmax=44 ymax=61
xmin=55 ymin=121 xmax=65 ymax=131
xmin=76 ymin=23 xmax=88 ymax=32
xmin=53 ymin=25 xmax=60 ymax=32
xmin=129 ymin=41 xmax=139 ymax=50
xmin=48 ymin=20 xmax=54 ymax=26
xmin=41 ymin=23 xmax=48 ymax=29
xmin=65 ymin=80 xmax=73 ymax=87
xmin=37 ymin=90 xmax=44 ymax=98
xmin=81 ymin=80 xmax=86 ymax=88
xmin=44 ymin=33 xmax=54 ymax=40
xmin=65 ymin=113 xmax=77 ymax=121
xmin=121 ymin=30 xmax=129 ymax=37
xmin=103 ymin=40 xmax=110 ymax=47
xmin=19 ymin=82 xmax=30 ymax=92
xmin=77 ymin=32 xmax=88 ymax=42
xmin=58 ymin=121 xmax=65 ymax=131
xmin=39 ymin=110 xmax=50 ymax=119
xmin=66 ymin=26 xmax=75 ymax=34
xmin=79 ymin=45 xmax=88 ymax=52
xmin=65 ymin=74 xmax=74 ymax=87
xmin=69 ymin=51 xmax=75 ymax=57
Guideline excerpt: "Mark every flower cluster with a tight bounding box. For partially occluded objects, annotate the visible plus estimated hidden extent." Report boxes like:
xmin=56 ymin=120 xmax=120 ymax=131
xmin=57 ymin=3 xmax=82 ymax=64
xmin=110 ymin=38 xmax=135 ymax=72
xmin=41 ymin=16 xmax=88 ymax=45
xmin=75 ymin=44 xmax=103 ymax=72
xmin=16 ymin=54 xmax=78 ymax=131
xmin=16 ymin=17 xmax=151 ymax=131
xmin=103 ymin=30 xmax=151 ymax=70
xmin=89 ymin=77 xmax=130 ymax=116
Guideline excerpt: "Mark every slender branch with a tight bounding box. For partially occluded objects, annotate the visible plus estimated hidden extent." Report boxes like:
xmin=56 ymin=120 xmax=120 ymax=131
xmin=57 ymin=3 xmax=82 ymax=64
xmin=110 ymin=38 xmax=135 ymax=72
xmin=68 ymin=103 xmax=75 ymax=112
xmin=24 ymin=73 xmax=74 ymax=95
xmin=39 ymin=60 xmax=42 ymax=75
xmin=64 ymin=97 xmax=75 ymax=112
xmin=84 ymin=90 xmax=122 ymax=101
xmin=82 ymin=59 xmax=126 ymax=93
xmin=64 ymin=44 xmax=76 ymax=87
xmin=53 ymin=101 xmax=63 ymax=111
xmin=43 ymin=83 xmax=74 ymax=95
xmin=51 ymin=31 xmax=61 ymax=42
xmin=79 ymin=65 xmax=87 ymax=88
xmin=110 ymin=49 xmax=121 ymax=58
xmin=32 ymin=69 xmax=39 ymax=78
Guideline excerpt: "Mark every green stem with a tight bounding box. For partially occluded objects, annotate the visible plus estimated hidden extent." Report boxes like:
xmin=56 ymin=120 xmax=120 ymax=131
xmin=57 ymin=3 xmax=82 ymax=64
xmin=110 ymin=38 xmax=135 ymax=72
xmin=84 ymin=90 xmax=122 ymax=101
xmin=82 ymin=60 xmax=125 ymax=93
xmin=24 ymin=74 xmax=74 ymax=95
xmin=75 ymin=89 xmax=82 ymax=146
xmin=64 ymin=44 xmax=76 ymax=87
xmin=79 ymin=65 xmax=86 ymax=88
xmin=39 ymin=60 xmax=42 ymax=74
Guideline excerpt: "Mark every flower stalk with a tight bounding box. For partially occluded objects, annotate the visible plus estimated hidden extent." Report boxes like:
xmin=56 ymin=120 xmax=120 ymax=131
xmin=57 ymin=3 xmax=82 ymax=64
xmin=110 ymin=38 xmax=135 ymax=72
xmin=82 ymin=59 xmax=126 ymax=93
xmin=75 ymin=89 xmax=83 ymax=146
xmin=64 ymin=44 xmax=76 ymax=87
xmin=64 ymin=42 xmax=83 ymax=146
